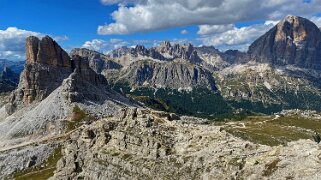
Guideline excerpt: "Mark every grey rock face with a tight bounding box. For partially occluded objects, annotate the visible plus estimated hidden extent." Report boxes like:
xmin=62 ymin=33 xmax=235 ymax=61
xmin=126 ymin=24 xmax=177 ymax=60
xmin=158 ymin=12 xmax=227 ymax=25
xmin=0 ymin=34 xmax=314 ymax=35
xmin=70 ymin=48 xmax=122 ymax=74
xmin=0 ymin=144 xmax=56 ymax=179
xmin=116 ymin=59 xmax=217 ymax=91
xmin=249 ymin=16 xmax=321 ymax=69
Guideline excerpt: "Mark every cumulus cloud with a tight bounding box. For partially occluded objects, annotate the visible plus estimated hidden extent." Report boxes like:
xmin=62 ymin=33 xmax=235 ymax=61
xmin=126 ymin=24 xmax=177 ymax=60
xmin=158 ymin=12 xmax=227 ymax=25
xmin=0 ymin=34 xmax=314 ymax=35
xmin=82 ymin=39 xmax=129 ymax=53
xmin=98 ymin=0 xmax=321 ymax=35
xmin=0 ymin=27 xmax=42 ymax=60
xmin=53 ymin=35 xmax=69 ymax=42
xmin=199 ymin=22 xmax=278 ymax=51
xmin=198 ymin=16 xmax=321 ymax=51
xmin=311 ymin=16 xmax=321 ymax=27
xmin=181 ymin=29 xmax=189 ymax=35
xmin=100 ymin=0 xmax=146 ymax=5
xmin=0 ymin=27 xmax=71 ymax=60
xmin=198 ymin=24 xmax=234 ymax=35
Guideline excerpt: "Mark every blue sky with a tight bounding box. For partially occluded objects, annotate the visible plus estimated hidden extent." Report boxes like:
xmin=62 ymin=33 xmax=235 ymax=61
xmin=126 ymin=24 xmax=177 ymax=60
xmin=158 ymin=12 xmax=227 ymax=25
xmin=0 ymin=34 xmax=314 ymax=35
xmin=0 ymin=0 xmax=321 ymax=60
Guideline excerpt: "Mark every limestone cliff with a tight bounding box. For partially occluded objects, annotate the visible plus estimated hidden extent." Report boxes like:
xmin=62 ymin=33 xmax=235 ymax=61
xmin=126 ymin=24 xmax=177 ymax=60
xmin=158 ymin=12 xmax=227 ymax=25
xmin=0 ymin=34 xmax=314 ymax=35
xmin=14 ymin=36 xmax=72 ymax=105
xmin=115 ymin=59 xmax=217 ymax=91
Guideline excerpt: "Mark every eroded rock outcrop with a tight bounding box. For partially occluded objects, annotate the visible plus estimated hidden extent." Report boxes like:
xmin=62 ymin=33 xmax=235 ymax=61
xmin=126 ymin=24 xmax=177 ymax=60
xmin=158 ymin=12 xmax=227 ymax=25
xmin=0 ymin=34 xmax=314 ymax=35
xmin=249 ymin=16 xmax=321 ymax=69
xmin=52 ymin=108 xmax=321 ymax=180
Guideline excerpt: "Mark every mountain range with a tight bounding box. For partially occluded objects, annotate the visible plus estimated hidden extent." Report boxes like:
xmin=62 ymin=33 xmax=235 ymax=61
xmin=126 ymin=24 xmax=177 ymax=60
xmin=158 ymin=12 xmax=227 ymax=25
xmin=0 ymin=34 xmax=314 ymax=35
xmin=68 ymin=15 xmax=321 ymax=117
xmin=1 ymin=15 xmax=321 ymax=179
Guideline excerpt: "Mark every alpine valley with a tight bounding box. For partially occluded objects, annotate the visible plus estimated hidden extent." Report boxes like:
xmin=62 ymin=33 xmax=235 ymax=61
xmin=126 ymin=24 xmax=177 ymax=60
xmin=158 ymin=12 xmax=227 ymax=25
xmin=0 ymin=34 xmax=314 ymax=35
xmin=1 ymin=15 xmax=321 ymax=179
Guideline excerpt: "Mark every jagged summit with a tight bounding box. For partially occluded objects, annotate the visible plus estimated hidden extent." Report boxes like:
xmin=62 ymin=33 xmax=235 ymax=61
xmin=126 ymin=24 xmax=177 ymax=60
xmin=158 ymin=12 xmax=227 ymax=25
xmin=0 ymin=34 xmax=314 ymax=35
xmin=26 ymin=36 xmax=71 ymax=67
xmin=105 ymin=41 xmax=202 ymax=65
xmin=249 ymin=15 xmax=321 ymax=69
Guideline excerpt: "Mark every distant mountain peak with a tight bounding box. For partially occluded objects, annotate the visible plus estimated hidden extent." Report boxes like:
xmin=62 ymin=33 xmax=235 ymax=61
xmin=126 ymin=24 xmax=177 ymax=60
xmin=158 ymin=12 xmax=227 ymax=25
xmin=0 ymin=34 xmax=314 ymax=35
xmin=249 ymin=15 xmax=321 ymax=69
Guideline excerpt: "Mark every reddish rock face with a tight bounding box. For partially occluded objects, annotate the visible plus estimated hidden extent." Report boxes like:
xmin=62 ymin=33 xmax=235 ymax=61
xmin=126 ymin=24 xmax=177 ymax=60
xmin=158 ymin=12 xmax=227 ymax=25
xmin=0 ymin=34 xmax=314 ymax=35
xmin=249 ymin=16 xmax=321 ymax=69
xmin=26 ymin=36 xmax=71 ymax=67
xmin=10 ymin=36 xmax=108 ymax=106
xmin=12 ymin=36 xmax=73 ymax=104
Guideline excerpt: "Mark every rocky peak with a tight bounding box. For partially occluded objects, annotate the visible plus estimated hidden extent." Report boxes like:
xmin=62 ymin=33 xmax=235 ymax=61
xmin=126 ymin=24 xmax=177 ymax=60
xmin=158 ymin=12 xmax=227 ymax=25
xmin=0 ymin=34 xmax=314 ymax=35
xmin=159 ymin=41 xmax=172 ymax=51
xmin=26 ymin=36 xmax=71 ymax=67
xmin=155 ymin=42 xmax=202 ymax=63
xmin=108 ymin=46 xmax=132 ymax=58
xmin=70 ymin=55 xmax=108 ymax=86
xmin=70 ymin=48 xmax=122 ymax=73
xmin=248 ymin=15 xmax=321 ymax=69
xmin=71 ymin=48 xmax=107 ymax=60
xmin=195 ymin=46 xmax=220 ymax=55
xmin=10 ymin=36 xmax=84 ymax=106
xmin=134 ymin=45 xmax=149 ymax=56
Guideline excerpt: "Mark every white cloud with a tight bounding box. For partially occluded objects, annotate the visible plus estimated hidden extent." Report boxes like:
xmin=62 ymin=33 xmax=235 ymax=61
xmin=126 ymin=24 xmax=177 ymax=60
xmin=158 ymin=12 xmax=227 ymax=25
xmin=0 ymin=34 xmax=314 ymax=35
xmin=100 ymin=0 xmax=146 ymax=5
xmin=0 ymin=27 xmax=71 ymax=60
xmin=0 ymin=27 xmax=42 ymax=60
xmin=198 ymin=24 xmax=234 ymax=35
xmin=53 ymin=35 xmax=69 ymax=42
xmin=82 ymin=39 xmax=129 ymax=53
xmin=199 ymin=22 xmax=277 ymax=51
xmin=98 ymin=0 xmax=321 ymax=35
xmin=311 ymin=16 xmax=321 ymax=27
xmin=198 ymin=15 xmax=321 ymax=51
xmin=181 ymin=29 xmax=189 ymax=35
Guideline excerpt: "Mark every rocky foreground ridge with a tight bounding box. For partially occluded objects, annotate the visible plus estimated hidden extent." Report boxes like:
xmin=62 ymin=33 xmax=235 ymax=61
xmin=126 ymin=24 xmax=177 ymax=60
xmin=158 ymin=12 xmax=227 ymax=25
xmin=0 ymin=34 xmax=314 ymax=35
xmin=51 ymin=108 xmax=321 ymax=179
xmin=0 ymin=35 xmax=136 ymax=150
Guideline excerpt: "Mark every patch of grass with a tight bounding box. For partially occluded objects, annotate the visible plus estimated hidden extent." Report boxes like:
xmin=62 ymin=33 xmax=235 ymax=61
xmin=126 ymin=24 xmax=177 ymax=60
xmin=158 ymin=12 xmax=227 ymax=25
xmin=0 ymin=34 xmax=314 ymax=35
xmin=65 ymin=106 xmax=96 ymax=132
xmin=72 ymin=106 xmax=87 ymax=120
xmin=225 ymin=115 xmax=320 ymax=146
xmin=14 ymin=146 xmax=62 ymax=180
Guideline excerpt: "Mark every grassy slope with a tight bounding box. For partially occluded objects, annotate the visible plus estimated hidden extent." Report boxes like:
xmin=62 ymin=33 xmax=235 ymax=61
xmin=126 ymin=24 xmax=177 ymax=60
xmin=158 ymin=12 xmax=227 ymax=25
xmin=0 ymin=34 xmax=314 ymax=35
xmin=224 ymin=115 xmax=321 ymax=146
